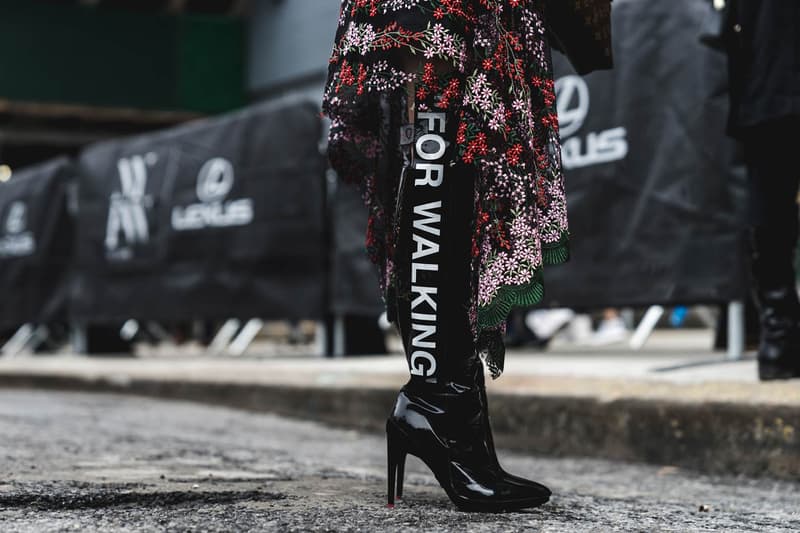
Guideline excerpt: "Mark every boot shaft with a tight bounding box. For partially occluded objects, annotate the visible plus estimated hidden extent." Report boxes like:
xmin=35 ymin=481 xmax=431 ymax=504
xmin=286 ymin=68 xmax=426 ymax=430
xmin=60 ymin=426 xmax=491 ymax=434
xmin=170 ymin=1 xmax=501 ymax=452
xmin=750 ymin=225 xmax=799 ymax=291
xmin=393 ymin=95 xmax=478 ymax=387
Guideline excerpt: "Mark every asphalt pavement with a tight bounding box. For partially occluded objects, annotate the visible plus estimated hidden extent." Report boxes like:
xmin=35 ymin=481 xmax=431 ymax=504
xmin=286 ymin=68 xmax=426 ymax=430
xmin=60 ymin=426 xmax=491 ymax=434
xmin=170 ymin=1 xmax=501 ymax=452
xmin=2 ymin=334 xmax=798 ymax=480
xmin=1 ymin=389 xmax=798 ymax=532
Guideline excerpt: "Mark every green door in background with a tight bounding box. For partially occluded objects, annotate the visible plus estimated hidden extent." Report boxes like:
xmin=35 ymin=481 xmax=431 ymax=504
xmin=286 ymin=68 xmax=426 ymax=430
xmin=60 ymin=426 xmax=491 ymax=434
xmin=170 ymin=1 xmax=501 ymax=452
xmin=0 ymin=1 xmax=244 ymax=114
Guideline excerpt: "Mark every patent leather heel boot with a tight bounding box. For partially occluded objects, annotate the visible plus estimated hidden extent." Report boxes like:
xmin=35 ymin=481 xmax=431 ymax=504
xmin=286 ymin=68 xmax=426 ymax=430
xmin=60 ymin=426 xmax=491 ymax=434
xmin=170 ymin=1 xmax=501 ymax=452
xmin=386 ymin=385 xmax=550 ymax=512
xmin=751 ymin=227 xmax=800 ymax=380
xmin=387 ymin=96 xmax=550 ymax=511
xmin=757 ymin=287 xmax=800 ymax=380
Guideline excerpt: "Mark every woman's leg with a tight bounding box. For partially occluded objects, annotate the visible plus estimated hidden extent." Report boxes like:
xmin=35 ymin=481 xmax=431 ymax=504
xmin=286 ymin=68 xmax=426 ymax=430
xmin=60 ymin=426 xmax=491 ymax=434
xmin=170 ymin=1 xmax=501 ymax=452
xmin=745 ymin=119 xmax=800 ymax=379
xmin=386 ymin=74 xmax=550 ymax=511
xmin=394 ymin=102 xmax=474 ymax=387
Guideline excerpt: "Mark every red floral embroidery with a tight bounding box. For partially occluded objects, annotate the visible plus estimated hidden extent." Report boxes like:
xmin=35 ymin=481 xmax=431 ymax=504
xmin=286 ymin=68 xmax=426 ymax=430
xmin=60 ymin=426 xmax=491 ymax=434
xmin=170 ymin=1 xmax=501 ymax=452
xmin=323 ymin=0 xmax=569 ymax=374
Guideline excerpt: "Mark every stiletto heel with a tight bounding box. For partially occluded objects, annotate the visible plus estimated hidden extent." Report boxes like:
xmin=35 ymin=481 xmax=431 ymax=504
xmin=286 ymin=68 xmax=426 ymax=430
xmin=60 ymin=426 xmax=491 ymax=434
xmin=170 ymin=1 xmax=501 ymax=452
xmin=396 ymin=449 xmax=406 ymax=500
xmin=386 ymin=423 xmax=406 ymax=507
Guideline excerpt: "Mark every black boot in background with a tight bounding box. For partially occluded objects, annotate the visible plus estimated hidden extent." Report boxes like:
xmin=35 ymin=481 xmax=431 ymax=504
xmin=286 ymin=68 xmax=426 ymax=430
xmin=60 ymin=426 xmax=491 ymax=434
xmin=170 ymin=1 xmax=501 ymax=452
xmin=743 ymin=119 xmax=800 ymax=381
xmin=751 ymin=226 xmax=800 ymax=380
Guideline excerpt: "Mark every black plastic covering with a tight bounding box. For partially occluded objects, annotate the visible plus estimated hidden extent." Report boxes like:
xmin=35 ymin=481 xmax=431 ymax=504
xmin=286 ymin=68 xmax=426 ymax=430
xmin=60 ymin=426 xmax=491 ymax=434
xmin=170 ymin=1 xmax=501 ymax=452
xmin=72 ymin=101 xmax=327 ymax=322
xmin=542 ymin=0 xmax=749 ymax=308
xmin=333 ymin=0 xmax=749 ymax=313
xmin=330 ymin=183 xmax=384 ymax=316
xmin=0 ymin=157 xmax=74 ymax=328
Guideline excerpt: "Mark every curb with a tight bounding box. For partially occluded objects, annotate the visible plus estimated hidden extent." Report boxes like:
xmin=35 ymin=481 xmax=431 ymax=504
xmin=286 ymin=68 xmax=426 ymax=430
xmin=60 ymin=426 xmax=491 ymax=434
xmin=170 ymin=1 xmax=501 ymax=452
xmin=1 ymin=372 xmax=798 ymax=480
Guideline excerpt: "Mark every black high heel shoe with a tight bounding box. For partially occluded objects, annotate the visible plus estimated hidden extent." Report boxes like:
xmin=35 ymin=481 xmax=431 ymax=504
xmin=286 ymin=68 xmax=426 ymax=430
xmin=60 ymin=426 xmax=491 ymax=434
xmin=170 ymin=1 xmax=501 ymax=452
xmin=386 ymin=385 xmax=551 ymax=512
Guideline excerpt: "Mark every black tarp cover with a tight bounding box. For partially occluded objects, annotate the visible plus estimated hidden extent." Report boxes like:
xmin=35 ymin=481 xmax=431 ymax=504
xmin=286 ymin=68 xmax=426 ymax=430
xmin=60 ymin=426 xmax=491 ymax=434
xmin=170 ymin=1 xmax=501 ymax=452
xmin=330 ymin=182 xmax=384 ymax=316
xmin=542 ymin=0 xmax=749 ymax=308
xmin=331 ymin=0 xmax=749 ymax=313
xmin=0 ymin=157 xmax=74 ymax=328
xmin=72 ymin=100 xmax=326 ymax=322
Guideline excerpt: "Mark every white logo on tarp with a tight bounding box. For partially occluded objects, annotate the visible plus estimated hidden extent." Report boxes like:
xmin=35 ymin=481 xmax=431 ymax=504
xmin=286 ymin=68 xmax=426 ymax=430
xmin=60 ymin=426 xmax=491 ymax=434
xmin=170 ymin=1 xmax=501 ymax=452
xmin=171 ymin=157 xmax=253 ymax=231
xmin=196 ymin=158 xmax=234 ymax=202
xmin=556 ymin=75 xmax=590 ymax=138
xmin=556 ymin=75 xmax=628 ymax=170
xmin=105 ymin=153 xmax=156 ymax=260
xmin=6 ymin=202 xmax=27 ymax=234
xmin=0 ymin=201 xmax=36 ymax=257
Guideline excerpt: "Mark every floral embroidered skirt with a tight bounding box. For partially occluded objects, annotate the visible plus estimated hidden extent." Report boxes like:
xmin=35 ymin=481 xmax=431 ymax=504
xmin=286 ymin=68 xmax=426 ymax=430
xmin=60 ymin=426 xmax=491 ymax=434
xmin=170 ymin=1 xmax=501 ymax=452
xmin=323 ymin=0 xmax=569 ymax=377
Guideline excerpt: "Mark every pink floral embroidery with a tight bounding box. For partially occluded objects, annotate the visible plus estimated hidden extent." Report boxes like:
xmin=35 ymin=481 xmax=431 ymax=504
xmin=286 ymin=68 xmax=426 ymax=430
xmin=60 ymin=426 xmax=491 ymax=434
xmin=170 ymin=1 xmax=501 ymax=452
xmin=323 ymin=0 xmax=569 ymax=376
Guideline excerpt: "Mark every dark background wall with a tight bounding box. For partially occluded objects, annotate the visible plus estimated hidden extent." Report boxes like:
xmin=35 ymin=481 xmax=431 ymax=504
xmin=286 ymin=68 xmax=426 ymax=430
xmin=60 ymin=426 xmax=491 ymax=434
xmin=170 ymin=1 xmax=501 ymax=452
xmin=0 ymin=0 xmax=244 ymax=113
xmin=247 ymin=0 xmax=339 ymax=103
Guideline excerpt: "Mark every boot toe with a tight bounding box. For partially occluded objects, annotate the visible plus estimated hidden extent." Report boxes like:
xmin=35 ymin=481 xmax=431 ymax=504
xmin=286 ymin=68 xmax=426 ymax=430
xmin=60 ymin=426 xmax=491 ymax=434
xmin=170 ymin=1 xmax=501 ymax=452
xmin=449 ymin=463 xmax=551 ymax=510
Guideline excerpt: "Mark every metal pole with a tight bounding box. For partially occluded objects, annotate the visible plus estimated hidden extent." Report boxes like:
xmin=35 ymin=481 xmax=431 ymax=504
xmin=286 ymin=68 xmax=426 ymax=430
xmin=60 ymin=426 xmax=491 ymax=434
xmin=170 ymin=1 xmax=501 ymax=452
xmin=208 ymin=319 xmax=241 ymax=356
xmin=313 ymin=321 xmax=327 ymax=357
xmin=70 ymin=322 xmax=88 ymax=355
xmin=629 ymin=305 xmax=664 ymax=350
xmin=1 ymin=324 xmax=49 ymax=358
xmin=333 ymin=314 xmax=345 ymax=358
xmin=1 ymin=324 xmax=35 ymax=357
xmin=228 ymin=319 xmax=265 ymax=357
xmin=727 ymin=300 xmax=745 ymax=360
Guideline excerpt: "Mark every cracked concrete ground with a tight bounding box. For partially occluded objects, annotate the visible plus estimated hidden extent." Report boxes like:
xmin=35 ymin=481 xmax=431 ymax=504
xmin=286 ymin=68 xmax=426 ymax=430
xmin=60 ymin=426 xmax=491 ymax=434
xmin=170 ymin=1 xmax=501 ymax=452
xmin=0 ymin=389 xmax=798 ymax=532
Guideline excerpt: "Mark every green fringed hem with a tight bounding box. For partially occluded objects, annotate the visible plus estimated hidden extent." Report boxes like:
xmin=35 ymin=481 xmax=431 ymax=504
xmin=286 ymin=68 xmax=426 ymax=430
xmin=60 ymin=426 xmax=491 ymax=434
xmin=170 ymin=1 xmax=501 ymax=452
xmin=476 ymin=239 xmax=570 ymax=330
xmin=477 ymin=272 xmax=545 ymax=329
xmin=543 ymin=241 xmax=570 ymax=265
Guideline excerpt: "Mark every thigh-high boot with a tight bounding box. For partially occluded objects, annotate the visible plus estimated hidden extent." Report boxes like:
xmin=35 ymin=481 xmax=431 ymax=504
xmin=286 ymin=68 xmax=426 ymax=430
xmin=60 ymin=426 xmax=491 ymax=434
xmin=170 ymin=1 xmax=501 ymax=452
xmin=386 ymin=101 xmax=551 ymax=512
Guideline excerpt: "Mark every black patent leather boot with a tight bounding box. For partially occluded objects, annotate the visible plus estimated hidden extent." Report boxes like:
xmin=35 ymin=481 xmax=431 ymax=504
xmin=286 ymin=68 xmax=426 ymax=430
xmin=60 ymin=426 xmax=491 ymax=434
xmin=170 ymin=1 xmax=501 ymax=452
xmin=387 ymin=97 xmax=550 ymax=511
xmin=386 ymin=364 xmax=551 ymax=511
xmin=756 ymin=287 xmax=800 ymax=379
xmin=751 ymin=227 xmax=800 ymax=380
xmin=386 ymin=382 xmax=551 ymax=512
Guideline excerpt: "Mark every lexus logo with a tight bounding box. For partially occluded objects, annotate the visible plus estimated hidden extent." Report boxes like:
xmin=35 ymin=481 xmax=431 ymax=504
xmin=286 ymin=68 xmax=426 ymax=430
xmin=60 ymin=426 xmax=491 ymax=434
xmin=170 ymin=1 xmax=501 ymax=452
xmin=555 ymin=75 xmax=590 ymax=139
xmin=196 ymin=158 xmax=234 ymax=203
xmin=6 ymin=202 xmax=26 ymax=235
xmin=555 ymin=74 xmax=629 ymax=170
xmin=105 ymin=154 xmax=155 ymax=255
xmin=0 ymin=200 xmax=35 ymax=257
xmin=172 ymin=157 xmax=252 ymax=231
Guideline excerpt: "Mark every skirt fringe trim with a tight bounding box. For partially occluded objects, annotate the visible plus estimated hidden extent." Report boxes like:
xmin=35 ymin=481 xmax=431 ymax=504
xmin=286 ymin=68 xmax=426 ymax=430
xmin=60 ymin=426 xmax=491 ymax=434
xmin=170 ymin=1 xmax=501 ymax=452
xmin=477 ymin=236 xmax=570 ymax=331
